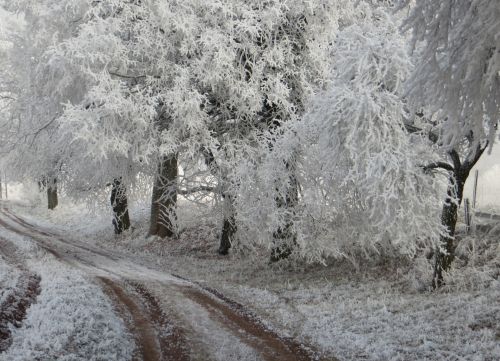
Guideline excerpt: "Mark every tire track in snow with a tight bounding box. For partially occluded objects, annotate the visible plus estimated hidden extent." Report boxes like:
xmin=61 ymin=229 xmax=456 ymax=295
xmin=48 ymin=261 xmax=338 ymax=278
xmin=0 ymin=215 xmax=62 ymax=260
xmin=99 ymin=278 xmax=162 ymax=361
xmin=0 ymin=272 xmax=40 ymax=352
xmin=130 ymin=282 xmax=190 ymax=361
xmin=99 ymin=277 xmax=190 ymax=361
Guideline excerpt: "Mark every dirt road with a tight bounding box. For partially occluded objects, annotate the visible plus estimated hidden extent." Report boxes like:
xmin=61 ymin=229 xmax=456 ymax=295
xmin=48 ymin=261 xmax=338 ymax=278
xmin=0 ymin=206 xmax=333 ymax=361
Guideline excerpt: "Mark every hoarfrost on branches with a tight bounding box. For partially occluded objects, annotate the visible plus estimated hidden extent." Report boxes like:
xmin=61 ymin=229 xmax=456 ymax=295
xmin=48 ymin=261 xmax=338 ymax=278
xmin=231 ymin=8 xmax=444 ymax=263
xmin=402 ymin=0 xmax=500 ymax=149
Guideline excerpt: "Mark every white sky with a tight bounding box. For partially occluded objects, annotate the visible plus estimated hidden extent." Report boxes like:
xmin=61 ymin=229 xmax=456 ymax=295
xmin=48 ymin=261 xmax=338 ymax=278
xmin=0 ymin=7 xmax=17 ymax=40
xmin=464 ymin=143 xmax=500 ymax=208
xmin=0 ymin=7 xmax=8 ymax=36
xmin=0 ymin=6 xmax=11 ymax=23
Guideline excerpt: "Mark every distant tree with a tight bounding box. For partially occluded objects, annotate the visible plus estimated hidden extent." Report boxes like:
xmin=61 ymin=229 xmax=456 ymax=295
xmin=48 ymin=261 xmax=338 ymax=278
xmin=0 ymin=0 xmax=88 ymax=210
xmin=110 ymin=178 xmax=130 ymax=234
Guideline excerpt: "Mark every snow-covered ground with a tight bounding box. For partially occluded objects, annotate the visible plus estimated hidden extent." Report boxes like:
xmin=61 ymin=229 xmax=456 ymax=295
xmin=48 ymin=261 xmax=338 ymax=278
xmin=0 ymin=254 xmax=20 ymax=306
xmin=0 ymin=215 xmax=135 ymax=361
xmin=3 ymin=196 xmax=500 ymax=361
xmin=2 ymin=259 xmax=135 ymax=361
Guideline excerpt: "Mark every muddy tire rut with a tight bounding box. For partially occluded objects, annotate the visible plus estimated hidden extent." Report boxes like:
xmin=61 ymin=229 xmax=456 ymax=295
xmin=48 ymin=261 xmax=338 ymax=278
xmin=172 ymin=273 xmax=325 ymax=360
xmin=181 ymin=286 xmax=320 ymax=361
xmin=0 ymin=273 xmax=41 ymax=352
xmin=99 ymin=278 xmax=190 ymax=361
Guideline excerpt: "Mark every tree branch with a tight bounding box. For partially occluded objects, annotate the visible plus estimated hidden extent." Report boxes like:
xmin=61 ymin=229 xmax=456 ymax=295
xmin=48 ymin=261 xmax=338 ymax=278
xmin=422 ymin=162 xmax=455 ymax=172
xmin=463 ymin=141 xmax=488 ymax=170
xmin=448 ymin=149 xmax=462 ymax=171
xmin=404 ymin=123 xmax=439 ymax=143
xmin=178 ymin=186 xmax=216 ymax=195
xmin=29 ymin=115 xmax=60 ymax=147
xmin=108 ymin=71 xmax=147 ymax=80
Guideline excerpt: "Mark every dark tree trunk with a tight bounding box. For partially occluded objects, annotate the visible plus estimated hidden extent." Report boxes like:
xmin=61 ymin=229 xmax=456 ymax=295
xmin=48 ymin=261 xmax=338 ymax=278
xmin=47 ymin=178 xmax=58 ymax=210
xmin=218 ymin=194 xmax=236 ymax=255
xmin=433 ymin=169 xmax=468 ymax=288
xmin=202 ymin=147 xmax=238 ymax=256
xmin=270 ymin=171 xmax=298 ymax=262
xmin=407 ymin=128 xmax=487 ymax=288
xmin=111 ymin=178 xmax=131 ymax=235
xmin=149 ymin=154 xmax=178 ymax=238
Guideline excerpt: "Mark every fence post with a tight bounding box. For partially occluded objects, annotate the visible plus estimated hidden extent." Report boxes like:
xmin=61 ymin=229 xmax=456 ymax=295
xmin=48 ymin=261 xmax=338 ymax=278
xmin=464 ymin=198 xmax=471 ymax=234
xmin=472 ymin=170 xmax=479 ymax=209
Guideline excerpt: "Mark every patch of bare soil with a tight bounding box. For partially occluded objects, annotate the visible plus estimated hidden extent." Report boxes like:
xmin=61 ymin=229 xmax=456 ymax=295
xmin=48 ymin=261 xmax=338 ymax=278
xmin=99 ymin=277 xmax=161 ymax=361
xmin=130 ymin=282 xmax=190 ymax=361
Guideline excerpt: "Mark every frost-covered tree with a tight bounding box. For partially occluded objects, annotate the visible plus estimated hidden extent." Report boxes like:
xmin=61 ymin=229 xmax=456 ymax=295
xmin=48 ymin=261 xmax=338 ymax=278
xmin=402 ymin=0 xmax=500 ymax=286
xmin=1 ymin=1 xmax=140 ymax=230
xmin=0 ymin=0 xmax=88 ymax=210
xmin=0 ymin=7 xmax=18 ymax=138
xmin=52 ymin=0 xmax=174 ymax=234
xmin=55 ymin=0 xmax=215 ymax=237
xmin=231 ymin=6 xmax=443 ymax=264
xmin=403 ymin=0 xmax=499 ymax=147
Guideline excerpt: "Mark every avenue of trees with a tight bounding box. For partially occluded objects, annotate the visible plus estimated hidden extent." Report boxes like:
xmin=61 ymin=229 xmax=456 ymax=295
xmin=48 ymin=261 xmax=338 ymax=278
xmin=0 ymin=0 xmax=498 ymax=287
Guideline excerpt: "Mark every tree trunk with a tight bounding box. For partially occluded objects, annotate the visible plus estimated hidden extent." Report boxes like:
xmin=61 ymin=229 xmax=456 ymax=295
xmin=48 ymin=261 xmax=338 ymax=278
xmin=270 ymin=171 xmax=298 ymax=262
xmin=202 ymin=148 xmax=238 ymax=256
xmin=431 ymin=142 xmax=487 ymax=288
xmin=149 ymin=154 xmax=178 ymax=238
xmin=47 ymin=178 xmax=58 ymax=210
xmin=218 ymin=193 xmax=236 ymax=255
xmin=433 ymin=171 xmax=466 ymax=288
xmin=111 ymin=178 xmax=131 ymax=234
